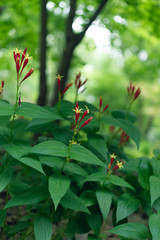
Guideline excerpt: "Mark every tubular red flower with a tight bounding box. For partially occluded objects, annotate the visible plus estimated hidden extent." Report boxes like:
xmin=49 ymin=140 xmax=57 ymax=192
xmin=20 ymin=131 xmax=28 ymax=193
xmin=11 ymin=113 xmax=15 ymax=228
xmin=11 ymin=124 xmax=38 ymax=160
xmin=1 ymin=80 xmax=4 ymax=88
xmin=16 ymin=57 xmax=20 ymax=76
xmin=21 ymin=48 xmax=27 ymax=64
xmin=99 ymin=96 xmax=102 ymax=110
xmin=79 ymin=109 xmax=88 ymax=123
xmin=61 ymin=83 xmax=73 ymax=97
xmin=20 ymin=68 xmax=34 ymax=85
xmin=78 ymin=117 xmax=93 ymax=131
xmin=133 ymin=88 xmax=141 ymax=101
xmin=102 ymin=104 xmax=109 ymax=113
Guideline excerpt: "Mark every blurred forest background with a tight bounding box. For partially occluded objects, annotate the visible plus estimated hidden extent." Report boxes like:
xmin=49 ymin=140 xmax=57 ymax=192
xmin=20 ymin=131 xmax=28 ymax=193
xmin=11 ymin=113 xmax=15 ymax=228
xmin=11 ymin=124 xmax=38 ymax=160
xmin=0 ymin=0 xmax=160 ymax=158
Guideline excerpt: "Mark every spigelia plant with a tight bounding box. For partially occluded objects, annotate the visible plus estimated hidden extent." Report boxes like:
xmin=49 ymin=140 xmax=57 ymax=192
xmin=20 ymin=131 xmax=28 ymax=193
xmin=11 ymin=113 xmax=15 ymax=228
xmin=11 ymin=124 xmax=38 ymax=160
xmin=0 ymin=49 xmax=160 ymax=240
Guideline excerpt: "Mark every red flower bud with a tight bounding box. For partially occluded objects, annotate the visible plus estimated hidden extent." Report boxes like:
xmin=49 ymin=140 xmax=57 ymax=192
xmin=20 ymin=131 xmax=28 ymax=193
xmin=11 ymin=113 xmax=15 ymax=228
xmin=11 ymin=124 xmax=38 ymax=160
xmin=99 ymin=96 xmax=102 ymax=110
xmin=78 ymin=117 xmax=93 ymax=131
xmin=102 ymin=104 xmax=109 ymax=113
xmin=21 ymin=48 xmax=27 ymax=64
xmin=61 ymin=83 xmax=72 ymax=97
xmin=20 ymin=68 xmax=34 ymax=85
xmin=1 ymin=80 xmax=4 ymax=88
xmin=133 ymin=88 xmax=141 ymax=101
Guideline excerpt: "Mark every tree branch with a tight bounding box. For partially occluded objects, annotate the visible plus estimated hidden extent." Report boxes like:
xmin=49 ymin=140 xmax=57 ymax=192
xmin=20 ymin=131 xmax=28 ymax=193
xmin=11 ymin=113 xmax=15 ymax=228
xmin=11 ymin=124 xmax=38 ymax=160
xmin=76 ymin=0 xmax=110 ymax=42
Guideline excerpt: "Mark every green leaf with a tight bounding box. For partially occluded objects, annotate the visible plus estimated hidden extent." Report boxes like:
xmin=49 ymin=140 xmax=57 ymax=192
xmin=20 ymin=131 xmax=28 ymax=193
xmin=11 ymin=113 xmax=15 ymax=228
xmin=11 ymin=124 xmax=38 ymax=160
xmin=108 ymin=174 xmax=135 ymax=191
xmin=30 ymin=140 xmax=68 ymax=157
xmin=152 ymin=149 xmax=160 ymax=177
xmin=138 ymin=158 xmax=152 ymax=189
xmin=61 ymin=189 xmax=90 ymax=213
xmin=64 ymin=162 xmax=88 ymax=177
xmin=101 ymin=116 xmax=140 ymax=149
xmin=80 ymin=190 xmax=96 ymax=207
xmin=49 ymin=174 xmax=70 ymax=210
xmin=26 ymin=118 xmax=55 ymax=133
xmin=108 ymin=223 xmax=150 ymax=239
xmin=34 ymin=214 xmax=52 ymax=240
xmin=112 ymin=109 xmax=137 ymax=123
xmin=0 ymin=209 xmax=7 ymax=227
xmin=0 ymin=167 xmax=12 ymax=192
xmin=86 ymin=134 xmax=108 ymax=161
xmin=149 ymin=213 xmax=160 ymax=240
xmin=96 ymin=189 xmax=112 ymax=220
xmin=116 ymin=193 xmax=140 ymax=223
xmin=0 ymin=126 xmax=11 ymax=145
xmin=84 ymin=172 xmax=107 ymax=183
xmin=8 ymin=221 xmax=30 ymax=234
xmin=16 ymin=102 xmax=62 ymax=120
xmin=69 ymin=144 xmax=106 ymax=168
xmin=0 ymin=101 xmax=13 ymax=116
xmin=4 ymin=186 xmax=49 ymax=209
xmin=149 ymin=176 xmax=160 ymax=206
xmin=59 ymin=100 xmax=75 ymax=117
xmin=18 ymin=157 xmax=45 ymax=174
xmin=86 ymin=209 xmax=101 ymax=236
xmin=4 ymin=143 xmax=30 ymax=159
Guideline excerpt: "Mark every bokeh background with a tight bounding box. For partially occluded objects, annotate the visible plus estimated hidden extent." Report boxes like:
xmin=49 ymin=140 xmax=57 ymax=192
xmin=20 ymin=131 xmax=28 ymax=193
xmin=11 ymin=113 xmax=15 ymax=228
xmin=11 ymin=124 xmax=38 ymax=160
xmin=0 ymin=0 xmax=160 ymax=158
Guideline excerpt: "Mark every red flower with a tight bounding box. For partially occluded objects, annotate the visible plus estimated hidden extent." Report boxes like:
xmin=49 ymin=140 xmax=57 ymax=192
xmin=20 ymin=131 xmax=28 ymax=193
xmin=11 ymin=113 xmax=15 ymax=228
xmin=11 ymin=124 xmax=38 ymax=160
xmin=99 ymin=96 xmax=109 ymax=113
xmin=127 ymin=82 xmax=141 ymax=103
xmin=19 ymin=68 xmax=34 ymax=85
xmin=75 ymin=72 xmax=87 ymax=91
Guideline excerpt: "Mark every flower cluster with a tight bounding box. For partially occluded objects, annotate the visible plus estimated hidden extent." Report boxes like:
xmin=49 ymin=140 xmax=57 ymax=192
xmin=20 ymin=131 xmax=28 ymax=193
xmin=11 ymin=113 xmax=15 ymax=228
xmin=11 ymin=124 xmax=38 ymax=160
xmin=119 ymin=131 xmax=130 ymax=146
xmin=57 ymin=74 xmax=72 ymax=99
xmin=0 ymin=80 xmax=4 ymax=97
xmin=99 ymin=96 xmax=109 ymax=114
xmin=127 ymin=82 xmax=141 ymax=103
xmin=107 ymin=153 xmax=124 ymax=173
xmin=75 ymin=72 xmax=87 ymax=93
xmin=13 ymin=48 xmax=34 ymax=85
xmin=73 ymin=102 xmax=92 ymax=132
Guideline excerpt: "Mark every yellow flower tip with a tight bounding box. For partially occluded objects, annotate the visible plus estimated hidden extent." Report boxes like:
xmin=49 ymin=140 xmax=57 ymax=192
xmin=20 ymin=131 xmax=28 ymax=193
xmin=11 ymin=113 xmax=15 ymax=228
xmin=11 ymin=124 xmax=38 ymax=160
xmin=73 ymin=107 xmax=83 ymax=114
xmin=85 ymin=105 xmax=89 ymax=113
xmin=116 ymin=160 xmax=124 ymax=169
xmin=109 ymin=153 xmax=117 ymax=159
xmin=56 ymin=73 xmax=64 ymax=80
xmin=12 ymin=48 xmax=21 ymax=54
xmin=25 ymin=53 xmax=32 ymax=60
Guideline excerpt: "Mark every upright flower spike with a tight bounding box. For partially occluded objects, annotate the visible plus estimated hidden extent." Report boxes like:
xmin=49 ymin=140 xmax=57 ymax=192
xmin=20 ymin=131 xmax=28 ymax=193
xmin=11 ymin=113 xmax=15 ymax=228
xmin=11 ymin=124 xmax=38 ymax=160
xmin=127 ymin=82 xmax=141 ymax=103
xmin=99 ymin=96 xmax=109 ymax=115
xmin=56 ymin=73 xmax=72 ymax=99
xmin=73 ymin=102 xmax=92 ymax=132
xmin=75 ymin=72 xmax=87 ymax=91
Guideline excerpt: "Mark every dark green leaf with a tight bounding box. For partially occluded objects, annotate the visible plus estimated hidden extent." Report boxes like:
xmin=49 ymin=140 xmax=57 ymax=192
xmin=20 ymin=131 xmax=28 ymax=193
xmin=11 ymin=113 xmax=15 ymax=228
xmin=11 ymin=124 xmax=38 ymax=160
xmin=30 ymin=140 xmax=68 ymax=157
xmin=0 ymin=167 xmax=12 ymax=192
xmin=149 ymin=212 xmax=160 ymax=240
xmin=138 ymin=158 xmax=152 ymax=189
xmin=108 ymin=174 xmax=135 ymax=191
xmin=112 ymin=110 xmax=137 ymax=123
xmin=34 ymin=214 xmax=52 ymax=240
xmin=64 ymin=162 xmax=88 ymax=177
xmin=101 ymin=116 xmax=140 ymax=149
xmin=4 ymin=186 xmax=49 ymax=209
xmin=0 ymin=209 xmax=7 ymax=227
xmin=86 ymin=209 xmax=101 ymax=236
xmin=96 ymin=189 xmax=112 ymax=220
xmin=69 ymin=144 xmax=106 ymax=168
xmin=16 ymin=102 xmax=62 ymax=120
xmin=18 ymin=157 xmax=45 ymax=174
xmin=61 ymin=189 xmax=90 ymax=213
xmin=108 ymin=223 xmax=151 ymax=239
xmin=149 ymin=176 xmax=160 ymax=206
xmin=49 ymin=174 xmax=70 ymax=210
xmin=80 ymin=190 xmax=96 ymax=207
xmin=116 ymin=193 xmax=140 ymax=223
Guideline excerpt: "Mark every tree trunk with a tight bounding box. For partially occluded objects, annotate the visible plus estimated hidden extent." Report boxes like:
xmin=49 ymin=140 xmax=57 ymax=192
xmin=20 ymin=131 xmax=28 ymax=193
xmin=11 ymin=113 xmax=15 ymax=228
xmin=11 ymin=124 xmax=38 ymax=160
xmin=37 ymin=0 xmax=47 ymax=106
